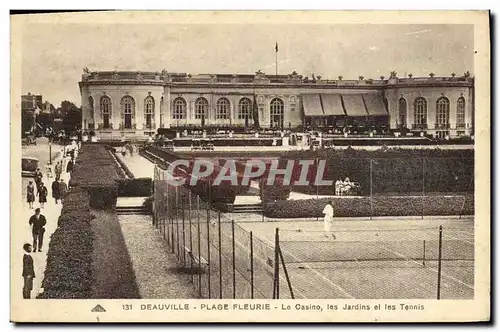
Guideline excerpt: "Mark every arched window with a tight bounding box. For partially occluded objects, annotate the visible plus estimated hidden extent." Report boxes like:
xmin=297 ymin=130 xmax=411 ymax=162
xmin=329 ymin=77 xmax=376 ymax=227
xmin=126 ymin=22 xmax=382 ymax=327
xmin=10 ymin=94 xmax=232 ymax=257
xmin=216 ymin=97 xmax=230 ymax=119
xmin=121 ymin=96 xmax=135 ymax=129
xmin=456 ymin=97 xmax=466 ymax=128
xmin=238 ymin=98 xmax=253 ymax=120
xmin=144 ymin=96 xmax=155 ymax=129
xmin=195 ymin=97 xmax=209 ymax=120
xmin=435 ymin=97 xmax=450 ymax=129
xmin=88 ymin=96 xmax=94 ymax=124
xmin=172 ymin=97 xmax=187 ymax=120
xmin=413 ymin=97 xmax=427 ymax=129
xmin=398 ymin=97 xmax=407 ymax=128
xmin=270 ymin=98 xmax=284 ymax=129
xmin=100 ymin=96 xmax=111 ymax=129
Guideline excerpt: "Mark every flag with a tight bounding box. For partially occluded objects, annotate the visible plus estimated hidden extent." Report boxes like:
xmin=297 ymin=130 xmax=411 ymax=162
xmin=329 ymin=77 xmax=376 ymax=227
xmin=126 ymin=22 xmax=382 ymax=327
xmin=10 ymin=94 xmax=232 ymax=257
xmin=275 ymin=42 xmax=278 ymax=53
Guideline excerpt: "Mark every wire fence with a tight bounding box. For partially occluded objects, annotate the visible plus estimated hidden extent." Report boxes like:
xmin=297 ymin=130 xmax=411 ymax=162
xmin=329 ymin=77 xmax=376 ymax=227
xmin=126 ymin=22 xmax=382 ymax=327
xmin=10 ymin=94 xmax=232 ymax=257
xmin=153 ymin=164 xmax=294 ymax=299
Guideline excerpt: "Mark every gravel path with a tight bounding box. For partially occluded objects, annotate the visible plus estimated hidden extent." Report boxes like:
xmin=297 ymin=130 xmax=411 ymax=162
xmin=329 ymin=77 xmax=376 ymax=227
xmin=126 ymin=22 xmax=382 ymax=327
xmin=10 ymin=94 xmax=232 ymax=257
xmin=118 ymin=214 xmax=197 ymax=299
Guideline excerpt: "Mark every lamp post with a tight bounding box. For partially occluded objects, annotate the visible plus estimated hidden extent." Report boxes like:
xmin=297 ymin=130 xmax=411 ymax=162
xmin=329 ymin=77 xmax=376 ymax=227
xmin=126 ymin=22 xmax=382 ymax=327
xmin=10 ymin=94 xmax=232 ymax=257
xmin=49 ymin=141 xmax=52 ymax=165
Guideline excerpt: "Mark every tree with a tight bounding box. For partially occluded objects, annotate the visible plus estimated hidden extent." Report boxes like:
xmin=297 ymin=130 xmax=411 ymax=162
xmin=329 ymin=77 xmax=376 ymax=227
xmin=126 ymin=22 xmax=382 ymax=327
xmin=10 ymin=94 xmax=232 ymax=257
xmin=338 ymin=76 xmax=343 ymax=80
xmin=59 ymin=101 xmax=82 ymax=133
xmin=408 ymin=73 xmax=413 ymax=78
xmin=451 ymin=73 xmax=456 ymax=77
xmin=429 ymin=73 xmax=435 ymax=78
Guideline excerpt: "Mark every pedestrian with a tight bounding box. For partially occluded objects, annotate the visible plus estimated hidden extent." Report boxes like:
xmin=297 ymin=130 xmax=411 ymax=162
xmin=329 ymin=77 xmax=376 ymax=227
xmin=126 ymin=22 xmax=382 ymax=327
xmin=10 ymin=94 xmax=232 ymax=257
xmin=26 ymin=180 xmax=35 ymax=209
xmin=34 ymin=168 xmax=43 ymax=192
xmin=28 ymin=208 xmax=47 ymax=252
xmin=66 ymin=158 xmax=74 ymax=173
xmin=38 ymin=182 xmax=47 ymax=208
xmin=58 ymin=178 xmax=68 ymax=203
xmin=51 ymin=178 xmax=60 ymax=204
xmin=45 ymin=161 xmax=52 ymax=180
xmin=322 ymin=200 xmax=336 ymax=239
xmin=335 ymin=178 xmax=343 ymax=196
xmin=54 ymin=161 xmax=62 ymax=181
xmin=22 ymin=243 xmax=35 ymax=299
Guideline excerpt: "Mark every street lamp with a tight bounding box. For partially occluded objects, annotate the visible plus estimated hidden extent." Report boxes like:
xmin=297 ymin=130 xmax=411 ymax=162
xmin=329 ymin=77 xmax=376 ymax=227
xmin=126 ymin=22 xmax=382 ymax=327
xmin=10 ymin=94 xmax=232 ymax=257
xmin=49 ymin=141 xmax=52 ymax=165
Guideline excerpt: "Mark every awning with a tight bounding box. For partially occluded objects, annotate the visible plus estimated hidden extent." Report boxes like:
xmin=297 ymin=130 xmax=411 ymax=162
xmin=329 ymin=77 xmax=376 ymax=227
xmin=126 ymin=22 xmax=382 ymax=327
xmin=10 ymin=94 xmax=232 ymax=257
xmin=321 ymin=94 xmax=345 ymax=116
xmin=363 ymin=94 xmax=388 ymax=116
xmin=342 ymin=94 xmax=368 ymax=116
xmin=301 ymin=94 xmax=324 ymax=117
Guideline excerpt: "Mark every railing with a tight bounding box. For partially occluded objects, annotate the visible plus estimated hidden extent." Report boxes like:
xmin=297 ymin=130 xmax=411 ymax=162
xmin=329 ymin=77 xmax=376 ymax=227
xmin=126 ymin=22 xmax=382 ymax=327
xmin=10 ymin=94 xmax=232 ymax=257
xmin=412 ymin=123 xmax=428 ymax=130
xmin=434 ymin=123 xmax=451 ymax=129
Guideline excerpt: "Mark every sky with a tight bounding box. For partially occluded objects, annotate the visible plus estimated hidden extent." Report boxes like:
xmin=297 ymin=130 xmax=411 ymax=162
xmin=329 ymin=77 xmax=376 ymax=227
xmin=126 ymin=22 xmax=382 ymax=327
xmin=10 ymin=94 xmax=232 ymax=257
xmin=20 ymin=23 xmax=474 ymax=107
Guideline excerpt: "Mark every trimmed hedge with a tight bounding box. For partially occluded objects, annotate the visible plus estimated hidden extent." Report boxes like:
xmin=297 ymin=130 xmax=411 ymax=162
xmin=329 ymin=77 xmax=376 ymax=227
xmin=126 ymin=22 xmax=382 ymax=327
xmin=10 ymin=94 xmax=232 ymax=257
xmin=260 ymin=177 xmax=291 ymax=203
xmin=114 ymin=153 xmax=135 ymax=178
xmin=117 ymin=178 xmax=152 ymax=197
xmin=263 ymin=195 xmax=475 ymax=218
xmin=38 ymin=188 xmax=94 ymax=299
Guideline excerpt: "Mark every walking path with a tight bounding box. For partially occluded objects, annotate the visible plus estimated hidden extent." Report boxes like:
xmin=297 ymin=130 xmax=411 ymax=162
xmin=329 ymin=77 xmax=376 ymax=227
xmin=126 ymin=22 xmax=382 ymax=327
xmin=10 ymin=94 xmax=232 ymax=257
xmin=117 ymin=154 xmax=197 ymax=298
xmin=15 ymin=142 xmax=73 ymax=299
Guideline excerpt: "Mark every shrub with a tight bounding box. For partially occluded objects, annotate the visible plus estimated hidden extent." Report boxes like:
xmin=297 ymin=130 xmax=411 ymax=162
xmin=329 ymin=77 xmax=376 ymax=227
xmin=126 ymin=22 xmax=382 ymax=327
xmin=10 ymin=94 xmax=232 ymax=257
xmin=260 ymin=177 xmax=291 ymax=203
xmin=117 ymin=178 xmax=152 ymax=197
xmin=263 ymin=195 xmax=475 ymax=218
xmin=87 ymin=185 xmax=118 ymax=210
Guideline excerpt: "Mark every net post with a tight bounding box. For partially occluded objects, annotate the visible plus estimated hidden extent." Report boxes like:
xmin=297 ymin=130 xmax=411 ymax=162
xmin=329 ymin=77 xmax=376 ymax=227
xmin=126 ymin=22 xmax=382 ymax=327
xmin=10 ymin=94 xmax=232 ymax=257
xmin=182 ymin=189 xmax=186 ymax=265
xmin=316 ymin=157 xmax=319 ymax=222
xmin=218 ymin=211 xmax=223 ymax=299
xmin=197 ymin=195 xmax=202 ymax=299
xmin=278 ymin=241 xmax=295 ymax=299
xmin=176 ymin=186 xmax=181 ymax=257
xmin=437 ymin=225 xmax=443 ymax=299
xmin=231 ymin=219 xmax=236 ymax=299
xmin=422 ymin=240 xmax=426 ymax=267
xmin=369 ymin=158 xmax=373 ymax=220
xmin=207 ymin=207 xmax=211 ymax=299
xmin=250 ymin=231 xmax=254 ymax=299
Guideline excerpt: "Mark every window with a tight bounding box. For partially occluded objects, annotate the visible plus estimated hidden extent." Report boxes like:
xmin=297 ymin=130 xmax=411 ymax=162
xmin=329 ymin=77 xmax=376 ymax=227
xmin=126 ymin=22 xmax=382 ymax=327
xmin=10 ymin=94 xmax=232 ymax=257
xmin=172 ymin=97 xmax=187 ymax=120
xmin=88 ymin=96 xmax=94 ymax=123
xmin=398 ymin=97 xmax=407 ymax=128
xmin=435 ymin=97 xmax=450 ymax=129
xmin=456 ymin=97 xmax=466 ymax=128
xmin=121 ymin=96 xmax=135 ymax=129
xmin=100 ymin=96 xmax=111 ymax=129
xmin=238 ymin=98 xmax=253 ymax=120
xmin=195 ymin=97 xmax=209 ymax=119
xmin=413 ymin=97 xmax=427 ymax=129
xmin=144 ymin=96 xmax=155 ymax=129
xmin=216 ymin=97 xmax=230 ymax=119
xmin=270 ymin=98 xmax=284 ymax=129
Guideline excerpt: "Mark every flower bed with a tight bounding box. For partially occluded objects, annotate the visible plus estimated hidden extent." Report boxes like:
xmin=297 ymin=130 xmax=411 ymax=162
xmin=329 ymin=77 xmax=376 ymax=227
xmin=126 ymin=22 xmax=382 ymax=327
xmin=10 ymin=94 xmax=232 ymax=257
xmin=263 ymin=195 xmax=474 ymax=219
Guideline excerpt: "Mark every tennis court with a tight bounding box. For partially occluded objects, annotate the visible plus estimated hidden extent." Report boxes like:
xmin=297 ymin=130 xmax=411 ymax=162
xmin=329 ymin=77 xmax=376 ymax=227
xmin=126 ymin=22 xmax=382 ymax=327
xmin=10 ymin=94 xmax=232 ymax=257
xmin=238 ymin=217 xmax=474 ymax=299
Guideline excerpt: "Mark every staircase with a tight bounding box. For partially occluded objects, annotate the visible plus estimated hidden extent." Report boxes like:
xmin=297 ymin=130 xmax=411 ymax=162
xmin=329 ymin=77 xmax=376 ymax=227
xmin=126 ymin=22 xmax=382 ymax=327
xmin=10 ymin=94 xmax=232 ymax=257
xmin=232 ymin=203 xmax=263 ymax=214
xmin=116 ymin=205 xmax=149 ymax=215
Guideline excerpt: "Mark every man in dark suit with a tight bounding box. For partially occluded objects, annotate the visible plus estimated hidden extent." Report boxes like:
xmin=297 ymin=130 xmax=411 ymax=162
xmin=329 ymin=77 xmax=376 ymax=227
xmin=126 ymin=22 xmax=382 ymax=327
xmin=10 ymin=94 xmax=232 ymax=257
xmin=28 ymin=208 xmax=47 ymax=252
xmin=22 ymin=243 xmax=35 ymax=299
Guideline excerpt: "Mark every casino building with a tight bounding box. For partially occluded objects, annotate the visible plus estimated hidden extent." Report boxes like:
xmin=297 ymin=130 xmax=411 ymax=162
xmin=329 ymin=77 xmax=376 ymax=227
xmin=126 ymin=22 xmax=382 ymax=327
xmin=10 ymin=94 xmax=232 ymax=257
xmin=79 ymin=69 xmax=474 ymax=140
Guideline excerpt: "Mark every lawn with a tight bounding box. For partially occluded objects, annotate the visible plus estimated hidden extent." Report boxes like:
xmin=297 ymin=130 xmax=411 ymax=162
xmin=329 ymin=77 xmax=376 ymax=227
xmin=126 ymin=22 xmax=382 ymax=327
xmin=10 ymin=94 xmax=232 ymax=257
xmin=90 ymin=209 xmax=140 ymax=299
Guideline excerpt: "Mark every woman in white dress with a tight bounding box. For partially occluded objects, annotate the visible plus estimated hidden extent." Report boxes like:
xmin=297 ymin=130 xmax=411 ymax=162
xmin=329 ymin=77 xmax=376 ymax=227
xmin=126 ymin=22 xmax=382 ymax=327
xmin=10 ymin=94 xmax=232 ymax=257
xmin=322 ymin=201 xmax=336 ymax=239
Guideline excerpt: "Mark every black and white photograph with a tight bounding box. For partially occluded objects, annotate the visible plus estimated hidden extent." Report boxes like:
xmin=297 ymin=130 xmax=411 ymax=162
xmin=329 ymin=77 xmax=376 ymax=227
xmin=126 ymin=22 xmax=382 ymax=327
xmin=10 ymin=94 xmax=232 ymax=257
xmin=10 ymin=10 xmax=490 ymax=323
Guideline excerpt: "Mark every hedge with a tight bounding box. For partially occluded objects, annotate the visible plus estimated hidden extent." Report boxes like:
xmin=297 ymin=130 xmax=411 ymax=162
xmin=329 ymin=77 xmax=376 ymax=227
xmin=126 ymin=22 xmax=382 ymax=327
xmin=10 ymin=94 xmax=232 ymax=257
xmin=114 ymin=153 xmax=135 ymax=178
xmin=117 ymin=178 xmax=152 ymax=197
xmin=38 ymin=188 xmax=94 ymax=299
xmin=263 ymin=195 xmax=475 ymax=218
xmin=260 ymin=177 xmax=291 ymax=203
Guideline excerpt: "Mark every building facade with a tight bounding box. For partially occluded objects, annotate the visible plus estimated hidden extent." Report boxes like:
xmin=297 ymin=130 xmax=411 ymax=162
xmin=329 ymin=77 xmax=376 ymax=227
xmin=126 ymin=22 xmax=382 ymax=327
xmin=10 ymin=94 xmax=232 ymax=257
xmin=79 ymin=69 xmax=474 ymax=140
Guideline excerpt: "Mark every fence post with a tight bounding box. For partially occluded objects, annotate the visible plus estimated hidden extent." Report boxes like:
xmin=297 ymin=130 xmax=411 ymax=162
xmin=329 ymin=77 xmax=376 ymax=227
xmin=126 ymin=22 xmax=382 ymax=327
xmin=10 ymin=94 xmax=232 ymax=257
xmin=189 ymin=193 xmax=193 ymax=283
xmin=182 ymin=190 xmax=186 ymax=265
xmin=218 ymin=211 xmax=223 ymax=299
xmin=197 ymin=195 xmax=202 ymax=298
xmin=369 ymin=159 xmax=373 ymax=220
xmin=422 ymin=157 xmax=425 ymax=220
xmin=278 ymin=242 xmax=295 ymax=299
xmin=273 ymin=227 xmax=280 ymax=299
xmin=207 ymin=208 xmax=211 ymax=299
xmin=232 ymin=219 xmax=236 ymax=299
xmin=437 ymin=225 xmax=443 ymax=299
xmin=176 ymin=186 xmax=180 ymax=256
xmin=250 ymin=230 xmax=254 ymax=299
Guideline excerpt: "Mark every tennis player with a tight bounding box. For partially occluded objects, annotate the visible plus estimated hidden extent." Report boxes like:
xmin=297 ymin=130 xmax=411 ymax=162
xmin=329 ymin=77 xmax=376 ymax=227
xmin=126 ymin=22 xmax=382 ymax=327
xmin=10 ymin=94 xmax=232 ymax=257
xmin=322 ymin=201 xmax=336 ymax=239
